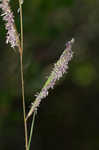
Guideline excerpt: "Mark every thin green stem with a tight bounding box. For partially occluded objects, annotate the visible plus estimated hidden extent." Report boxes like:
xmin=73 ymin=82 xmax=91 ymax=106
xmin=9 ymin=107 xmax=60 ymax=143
xmin=20 ymin=54 xmax=28 ymax=150
xmin=28 ymin=111 xmax=36 ymax=150
xmin=19 ymin=1 xmax=28 ymax=150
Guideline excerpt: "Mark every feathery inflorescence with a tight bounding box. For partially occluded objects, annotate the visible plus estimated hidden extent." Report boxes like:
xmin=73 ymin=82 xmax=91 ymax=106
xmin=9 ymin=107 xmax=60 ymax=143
xmin=26 ymin=38 xmax=74 ymax=120
xmin=0 ymin=0 xmax=19 ymax=48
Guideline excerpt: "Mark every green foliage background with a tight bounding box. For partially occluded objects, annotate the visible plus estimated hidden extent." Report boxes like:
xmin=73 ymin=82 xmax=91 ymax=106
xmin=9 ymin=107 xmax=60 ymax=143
xmin=0 ymin=0 xmax=99 ymax=150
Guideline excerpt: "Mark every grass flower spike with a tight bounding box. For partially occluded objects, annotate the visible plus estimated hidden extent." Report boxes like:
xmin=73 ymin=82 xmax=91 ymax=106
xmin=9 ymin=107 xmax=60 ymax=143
xmin=0 ymin=1 xmax=27 ymax=149
xmin=26 ymin=38 xmax=74 ymax=120
xmin=0 ymin=0 xmax=19 ymax=48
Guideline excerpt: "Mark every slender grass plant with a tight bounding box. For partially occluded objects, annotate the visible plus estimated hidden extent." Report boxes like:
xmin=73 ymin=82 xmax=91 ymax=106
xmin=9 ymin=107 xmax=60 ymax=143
xmin=0 ymin=0 xmax=74 ymax=150
xmin=0 ymin=0 xmax=28 ymax=149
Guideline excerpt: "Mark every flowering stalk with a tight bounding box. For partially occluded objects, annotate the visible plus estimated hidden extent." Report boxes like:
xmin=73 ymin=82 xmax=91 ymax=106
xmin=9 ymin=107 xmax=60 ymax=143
xmin=0 ymin=1 xmax=28 ymax=149
xmin=26 ymin=38 xmax=74 ymax=120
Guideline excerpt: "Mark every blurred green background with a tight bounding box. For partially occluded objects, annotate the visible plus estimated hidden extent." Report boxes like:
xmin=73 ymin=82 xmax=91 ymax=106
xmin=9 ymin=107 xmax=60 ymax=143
xmin=0 ymin=0 xmax=99 ymax=149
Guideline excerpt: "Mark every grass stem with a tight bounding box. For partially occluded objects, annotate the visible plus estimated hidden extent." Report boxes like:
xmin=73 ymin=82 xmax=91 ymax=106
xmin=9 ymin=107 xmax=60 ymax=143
xmin=28 ymin=111 xmax=36 ymax=150
xmin=19 ymin=1 xmax=28 ymax=150
xmin=20 ymin=54 xmax=28 ymax=150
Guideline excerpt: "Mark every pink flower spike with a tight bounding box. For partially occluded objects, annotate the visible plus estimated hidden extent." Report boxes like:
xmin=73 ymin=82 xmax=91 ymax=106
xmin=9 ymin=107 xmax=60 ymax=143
xmin=26 ymin=39 xmax=74 ymax=120
xmin=0 ymin=0 xmax=19 ymax=48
